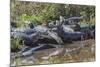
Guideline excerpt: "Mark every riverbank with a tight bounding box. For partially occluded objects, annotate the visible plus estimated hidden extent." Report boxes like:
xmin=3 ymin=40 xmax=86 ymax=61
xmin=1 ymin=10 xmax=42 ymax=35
xmin=11 ymin=39 xmax=95 ymax=66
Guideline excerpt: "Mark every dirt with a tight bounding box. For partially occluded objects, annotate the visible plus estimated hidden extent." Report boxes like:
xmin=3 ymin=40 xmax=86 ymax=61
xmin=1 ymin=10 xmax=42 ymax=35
xmin=11 ymin=39 xmax=95 ymax=66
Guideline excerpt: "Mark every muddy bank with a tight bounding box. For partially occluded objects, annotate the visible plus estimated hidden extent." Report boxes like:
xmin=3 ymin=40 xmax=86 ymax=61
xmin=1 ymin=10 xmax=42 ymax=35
xmin=11 ymin=39 xmax=95 ymax=66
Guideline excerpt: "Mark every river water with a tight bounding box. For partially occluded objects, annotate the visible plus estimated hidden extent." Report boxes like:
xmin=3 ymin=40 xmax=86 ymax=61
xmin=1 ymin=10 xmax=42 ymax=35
xmin=11 ymin=39 xmax=95 ymax=66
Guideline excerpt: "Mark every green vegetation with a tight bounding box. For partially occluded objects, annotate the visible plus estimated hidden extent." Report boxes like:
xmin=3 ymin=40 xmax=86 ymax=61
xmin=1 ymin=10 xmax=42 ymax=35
xmin=10 ymin=0 xmax=95 ymax=27
xmin=10 ymin=1 xmax=95 ymax=65
xmin=11 ymin=38 xmax=20 ymax=52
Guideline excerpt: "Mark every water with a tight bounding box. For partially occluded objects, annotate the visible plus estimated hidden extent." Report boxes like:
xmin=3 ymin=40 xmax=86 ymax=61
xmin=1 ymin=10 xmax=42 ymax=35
xmin=11 ymin=39 xmax=95 ymax=66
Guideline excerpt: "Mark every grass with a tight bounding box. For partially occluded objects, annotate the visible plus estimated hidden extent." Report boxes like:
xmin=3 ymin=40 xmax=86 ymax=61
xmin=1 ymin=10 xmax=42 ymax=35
xmin=11 ymin=38 xmax=20 ymax=52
